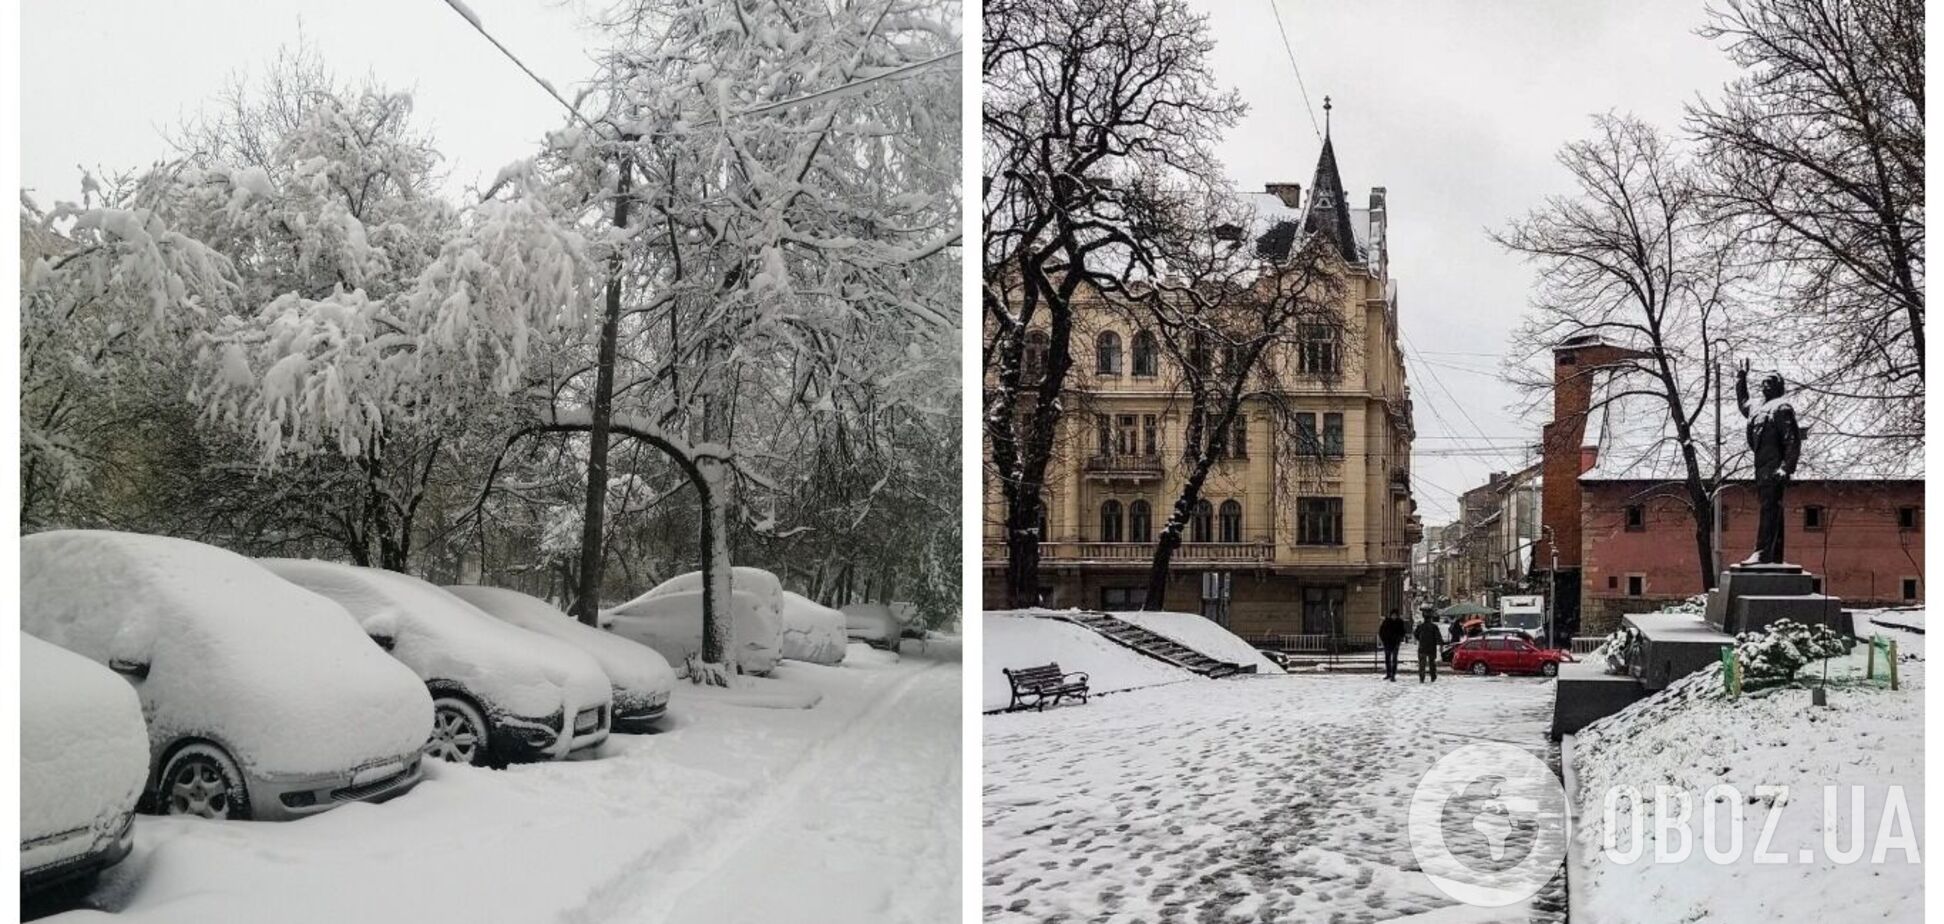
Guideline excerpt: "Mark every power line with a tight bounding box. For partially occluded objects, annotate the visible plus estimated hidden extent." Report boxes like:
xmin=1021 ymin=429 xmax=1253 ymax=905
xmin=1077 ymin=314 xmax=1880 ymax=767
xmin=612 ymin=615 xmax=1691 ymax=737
xmin=1265 ymin=0 xmax=1323 ymax=141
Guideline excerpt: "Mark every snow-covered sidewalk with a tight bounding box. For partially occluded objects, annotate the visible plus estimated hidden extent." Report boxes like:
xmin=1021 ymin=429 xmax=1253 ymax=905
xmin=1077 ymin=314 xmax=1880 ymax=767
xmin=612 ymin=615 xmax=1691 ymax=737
xmin=41 ymin=642 xmax=961 ymax=924
xmin=983 ymin=672 xmax=1565 ymax=923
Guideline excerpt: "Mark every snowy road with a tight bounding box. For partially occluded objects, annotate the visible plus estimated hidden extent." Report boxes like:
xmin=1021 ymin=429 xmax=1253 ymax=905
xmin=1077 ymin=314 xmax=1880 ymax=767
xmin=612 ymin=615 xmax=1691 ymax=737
xmin=40 ymin=642 xmax=961 ymax=924
xmin=983 ymin=673 xmax=1565 ymax=923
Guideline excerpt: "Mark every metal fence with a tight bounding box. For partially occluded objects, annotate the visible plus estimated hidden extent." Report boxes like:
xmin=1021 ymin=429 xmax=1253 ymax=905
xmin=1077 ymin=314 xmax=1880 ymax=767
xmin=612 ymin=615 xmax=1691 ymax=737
xmin=1242 ymin=633 xmax=1383 ymax=655
xmin=1569 ymin=636 xmax=1607 ymax=655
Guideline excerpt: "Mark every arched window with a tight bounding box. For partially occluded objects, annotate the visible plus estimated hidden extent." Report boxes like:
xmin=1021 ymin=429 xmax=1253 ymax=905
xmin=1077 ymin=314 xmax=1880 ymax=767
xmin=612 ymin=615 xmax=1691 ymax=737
xmin=1024 ymin=330 xmax=1050 ymax=380
xmin=1101 ymin=499 xmax=1124 ymax=543
xmin=1132 ymin=330 xmax=1158 ymax=376
xmin=1096 ymin=331 xmax=1123 ymax=375
xmin=1129 ymin=499 xmax=1152 ymax=543
xmin=1190 ymin=499 xmax=1214 ymax=543
xmin=1219 ymin=499 xmax=1243 ymax=543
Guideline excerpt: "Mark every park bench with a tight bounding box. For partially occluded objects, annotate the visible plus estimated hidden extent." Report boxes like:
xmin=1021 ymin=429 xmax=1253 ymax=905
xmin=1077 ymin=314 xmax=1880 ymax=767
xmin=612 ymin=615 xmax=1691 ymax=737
xmin=1002 ymin=663 xmax=1090 ymax=712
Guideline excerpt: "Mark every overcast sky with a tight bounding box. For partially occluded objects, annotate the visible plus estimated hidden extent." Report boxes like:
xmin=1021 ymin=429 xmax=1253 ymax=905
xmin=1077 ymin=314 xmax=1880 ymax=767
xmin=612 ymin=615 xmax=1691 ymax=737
xmin=1194 ymin=0 xmax=1738 ymax=522
xmin=21 ymin=0 xmax=601 ymax=204
xmin=22 ymin=1 xmax=1742 ymax=526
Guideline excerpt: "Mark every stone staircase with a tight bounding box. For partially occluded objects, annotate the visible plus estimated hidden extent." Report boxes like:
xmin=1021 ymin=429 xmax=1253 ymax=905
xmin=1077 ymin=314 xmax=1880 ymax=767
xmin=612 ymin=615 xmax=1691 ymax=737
xmin=1051 ymin=612 xmax=1254 ymax=678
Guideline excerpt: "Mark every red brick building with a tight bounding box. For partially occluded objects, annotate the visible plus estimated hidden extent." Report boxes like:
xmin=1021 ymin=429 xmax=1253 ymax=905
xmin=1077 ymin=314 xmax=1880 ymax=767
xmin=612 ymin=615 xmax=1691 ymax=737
xmin=1537 ymin=335 xmax=1923 ymax=635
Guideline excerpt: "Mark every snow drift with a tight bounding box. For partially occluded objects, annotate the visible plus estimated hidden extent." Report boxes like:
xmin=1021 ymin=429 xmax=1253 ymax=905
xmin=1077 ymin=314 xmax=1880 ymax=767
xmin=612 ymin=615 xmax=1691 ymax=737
xmin=21 ymin=531 xmax=433 ymax=778
xmin=21 ymin=632 xmax=148 ymax=877
xmin=777 ymin=591 xmax=848 ymax=665
xmin=258 ymin=559 xmax=610 ymax=754
xmin=444 ymin=584 xmax=675 ymax=722
xmin=984 ymin=610 xmax=1195 ymax=711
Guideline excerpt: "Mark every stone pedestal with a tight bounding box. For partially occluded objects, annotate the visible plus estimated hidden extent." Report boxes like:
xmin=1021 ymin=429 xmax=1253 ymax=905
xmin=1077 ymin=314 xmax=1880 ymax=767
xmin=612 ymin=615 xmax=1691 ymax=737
xmin=1732 ymin=594 xmax=1852 ymax=636
xmin=1704 ymin=563 xmax=1816 ymax=631
xmin=1625 ymin=612 xmax=1734 ymax=691
xmin=1551 ymin=659 xmax=1649 ymax=739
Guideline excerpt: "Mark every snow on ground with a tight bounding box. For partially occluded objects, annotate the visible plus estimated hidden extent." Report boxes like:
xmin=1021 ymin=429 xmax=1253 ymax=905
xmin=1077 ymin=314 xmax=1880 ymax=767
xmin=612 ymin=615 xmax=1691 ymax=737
xmin=38 ymin=642 xmax=960 ymax=924
xmin=1568 ymin=609 xmax=1924 ymax=924
xmin=984 ymin=610 xmax=1194 ymax=711
xmin=984 ymin=672 xmax=1565 ymax=923
xmin=1111 ymin=609 xmax=1285 ymax=673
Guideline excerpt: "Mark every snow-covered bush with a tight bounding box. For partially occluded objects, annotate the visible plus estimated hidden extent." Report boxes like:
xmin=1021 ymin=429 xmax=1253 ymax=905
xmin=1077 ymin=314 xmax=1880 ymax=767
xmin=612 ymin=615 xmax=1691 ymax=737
xmin=1734 ymin=619 xmax=1854 ymax=684
xmin=1660 ymin=593 xmax=1709 ymax=616
xmin=1598 ymin=626 xmax=1642 ymax=675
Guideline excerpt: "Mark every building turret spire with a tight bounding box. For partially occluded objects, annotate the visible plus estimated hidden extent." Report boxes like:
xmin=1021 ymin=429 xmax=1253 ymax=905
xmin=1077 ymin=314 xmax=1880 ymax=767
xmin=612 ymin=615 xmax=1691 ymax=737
xmin=1303 ymin=96 xmax=1360 ymax=262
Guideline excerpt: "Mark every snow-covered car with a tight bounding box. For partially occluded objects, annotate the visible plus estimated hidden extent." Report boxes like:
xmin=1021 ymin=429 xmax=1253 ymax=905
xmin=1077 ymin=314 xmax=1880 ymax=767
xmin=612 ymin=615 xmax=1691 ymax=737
xmin=259 ymin=560 xmax=612 ymax=766
xmin=22 ymin=531 xmax=431 ymax=822
xmin=603 ymin=567 xmax=785 ymax=674
xmin=445 ymin=585 xmax=675 ymax=732
xmin=841 ymin=602 xmax=904 ymax=652
xmin=21 ymin=633 xmax=147 ymax=894
xmin=778 ymin=591 xmax=848 ymax=665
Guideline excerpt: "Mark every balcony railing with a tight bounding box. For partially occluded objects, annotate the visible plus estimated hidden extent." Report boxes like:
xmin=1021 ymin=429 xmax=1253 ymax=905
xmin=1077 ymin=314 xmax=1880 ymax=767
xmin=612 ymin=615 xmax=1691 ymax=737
xmin=1083 ymin=453 xmax=1164 ymax=479
xmin=983 ymin=539 xmax=1275 ymax=565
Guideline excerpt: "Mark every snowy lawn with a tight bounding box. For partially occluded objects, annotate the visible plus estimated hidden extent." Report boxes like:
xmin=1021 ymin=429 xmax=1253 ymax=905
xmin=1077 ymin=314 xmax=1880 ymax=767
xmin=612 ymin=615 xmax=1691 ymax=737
xmin=983 ymin=671 xmax=1566 ymax=922
xmin=36 ymin=642 xmax=960 ymax=924
xmin=1567 ymin=608 xmax=1924 ymax=924
xmin=984 ymin=610 xmax=1197 ymax=711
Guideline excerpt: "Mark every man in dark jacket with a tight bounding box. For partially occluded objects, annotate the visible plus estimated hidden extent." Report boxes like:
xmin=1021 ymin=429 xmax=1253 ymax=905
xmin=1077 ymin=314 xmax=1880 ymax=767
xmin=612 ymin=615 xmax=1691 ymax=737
xmin=1377 ymin=610 xmax=1408 ymax=681
xmin=1415 ymin=611 xmax=1444 ymax=683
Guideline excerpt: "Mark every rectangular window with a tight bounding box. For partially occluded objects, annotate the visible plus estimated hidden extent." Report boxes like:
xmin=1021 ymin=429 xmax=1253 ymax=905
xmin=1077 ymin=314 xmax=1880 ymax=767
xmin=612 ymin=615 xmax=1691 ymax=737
xmin=1296 ymin=412 xmax=1321 ymax=457
xmin=1626 ymin=574 xmax=1645 ymax=597
xmin=1804 ymin=505 xmax=1826 ymax=531
xmin=1095 ymin=415 xmax=1110 ymax=456
xmin=1607 ymin=575 xmax=1619 ymax=590
xmin=1300 ymin=586 xmax=1346 ymax=635
xmin=1899 ymin=506 xmax=1919 ymax=531
xmin=1116 ymin=414 xmax=1138 ymax=456
xmin=1323 ymin=412 xmax=1344 ymax=458
xmin=1230 ymin=415 xmax=1248 ymax=458
xmin=1297 ymin=497 xmax=1344 ymax=545
xmin=1298 ymin=325 xmax=1340 ymax=375
xmin=1142 ymin=415 xmax=1158 ymax=456
xmin=1101 ymin=587 xmax=1147 ymax=611
xmin=1625 ymin=505 xmax=1645 ymax=531
xmin=1902 ymin=578 xmax=1919 ymax=602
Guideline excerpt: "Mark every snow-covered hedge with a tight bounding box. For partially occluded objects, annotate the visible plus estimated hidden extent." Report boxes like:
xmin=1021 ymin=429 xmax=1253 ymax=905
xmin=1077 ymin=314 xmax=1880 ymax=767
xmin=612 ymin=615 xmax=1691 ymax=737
xmin=1734 ymin=618 xmax=1854 ymax=685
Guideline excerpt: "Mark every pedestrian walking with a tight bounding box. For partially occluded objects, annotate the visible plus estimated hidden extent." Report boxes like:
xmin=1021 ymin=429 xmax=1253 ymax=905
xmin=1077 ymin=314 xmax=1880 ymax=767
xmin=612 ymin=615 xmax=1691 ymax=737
xmin=1414 ymin=611 xmax=1443 ymax=683
xmin=1378 ymin=610 xmax=1408 ymax=681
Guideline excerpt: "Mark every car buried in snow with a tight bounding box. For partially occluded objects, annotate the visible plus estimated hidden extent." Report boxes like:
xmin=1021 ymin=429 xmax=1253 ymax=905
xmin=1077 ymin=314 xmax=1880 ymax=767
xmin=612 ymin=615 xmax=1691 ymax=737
xmin=602 ymin=566 xmax=786 ymax=675
xmin=21 ymin=633 xmax=148 ymax=896
xmin=260 ymin=560 xmax=613 ymax=767
xmin=840 ymin=602 xmax=905 ymax=652
xmin=21 ymin=531 xmax=432 ymax=822
xmin=444 ymin=584 xmax=675 ymax=732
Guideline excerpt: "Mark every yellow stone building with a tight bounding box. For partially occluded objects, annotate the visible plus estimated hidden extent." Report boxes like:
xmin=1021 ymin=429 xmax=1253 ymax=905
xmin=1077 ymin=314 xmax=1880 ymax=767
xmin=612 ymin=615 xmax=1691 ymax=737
xmin=982 ymin=135 xmax=1422 ymax=638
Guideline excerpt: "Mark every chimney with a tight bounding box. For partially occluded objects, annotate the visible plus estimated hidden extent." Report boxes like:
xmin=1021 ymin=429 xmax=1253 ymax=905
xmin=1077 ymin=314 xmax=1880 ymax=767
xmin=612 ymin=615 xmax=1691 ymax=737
xmin=1265 ymin=182 xmax=1303 ymax=209
xmin=1369 ymin=186 xmax=1387 ymax=210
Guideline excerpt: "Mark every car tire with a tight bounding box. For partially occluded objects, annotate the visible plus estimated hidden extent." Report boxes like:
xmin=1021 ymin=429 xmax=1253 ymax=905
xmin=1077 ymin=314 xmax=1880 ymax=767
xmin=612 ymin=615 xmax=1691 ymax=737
xmin=1470 ymin=662 xmax=1489 ymax=676
xmin=157 ymin=742 xmax=251 ymax=820
xmin=427 ymin=696 xmax=490 ymax=766
xmin=1541 ymin=662 xmax=1559 ymax=677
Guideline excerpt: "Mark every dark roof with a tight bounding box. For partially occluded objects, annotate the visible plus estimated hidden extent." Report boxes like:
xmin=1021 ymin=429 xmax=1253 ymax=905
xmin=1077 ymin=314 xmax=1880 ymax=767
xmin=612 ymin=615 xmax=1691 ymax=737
xmin=1303 ymin=136 xmax=1360 ymax=263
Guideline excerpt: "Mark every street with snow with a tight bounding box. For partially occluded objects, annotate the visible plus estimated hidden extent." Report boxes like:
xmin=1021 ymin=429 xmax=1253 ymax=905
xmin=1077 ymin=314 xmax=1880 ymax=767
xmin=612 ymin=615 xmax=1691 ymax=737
xmin=38 ymin=642 xmax=961 ymax=924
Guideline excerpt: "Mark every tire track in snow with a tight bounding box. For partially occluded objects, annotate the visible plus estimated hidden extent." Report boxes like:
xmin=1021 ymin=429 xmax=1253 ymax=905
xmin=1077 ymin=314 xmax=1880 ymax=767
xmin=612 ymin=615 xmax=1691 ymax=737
xmin=560 ymin=659 xmax=948 ymax=924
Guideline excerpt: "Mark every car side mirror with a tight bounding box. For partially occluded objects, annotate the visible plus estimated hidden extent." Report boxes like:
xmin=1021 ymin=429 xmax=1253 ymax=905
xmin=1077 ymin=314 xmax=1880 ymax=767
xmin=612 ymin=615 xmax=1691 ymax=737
xmin=108 ymin=657 xmax=150 ymax=679
xmin=369 ymin=634 xmax=396 ymax=652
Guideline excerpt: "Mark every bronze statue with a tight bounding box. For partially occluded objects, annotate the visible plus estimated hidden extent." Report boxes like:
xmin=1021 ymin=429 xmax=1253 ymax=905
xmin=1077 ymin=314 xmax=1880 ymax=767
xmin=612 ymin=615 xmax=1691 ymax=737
xmin=1736 ymin=360 xmax=1802 ymax=564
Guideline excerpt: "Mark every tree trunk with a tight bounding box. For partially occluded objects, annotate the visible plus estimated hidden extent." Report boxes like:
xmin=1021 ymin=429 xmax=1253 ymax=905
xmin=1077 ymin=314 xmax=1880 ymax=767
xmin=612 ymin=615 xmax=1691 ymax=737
xmin=572 ymin=140 xmax=636 ymax=625
xmin=696 ymin=456 xmax=737 ymax=677
xmin=1003 ymin=487 xmax=1045 ymax=608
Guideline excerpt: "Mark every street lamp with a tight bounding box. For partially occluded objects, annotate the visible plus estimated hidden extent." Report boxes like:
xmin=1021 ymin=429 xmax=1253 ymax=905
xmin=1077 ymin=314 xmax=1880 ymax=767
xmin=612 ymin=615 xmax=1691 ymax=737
xmin=1541 ymin=525 xmax=1560 ymax=647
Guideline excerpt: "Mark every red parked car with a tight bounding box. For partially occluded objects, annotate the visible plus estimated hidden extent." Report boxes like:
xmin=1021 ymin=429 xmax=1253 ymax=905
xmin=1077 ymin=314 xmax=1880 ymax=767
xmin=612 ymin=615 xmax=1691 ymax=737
xmin=1451 ymin=636 xmax=1574 ymax=677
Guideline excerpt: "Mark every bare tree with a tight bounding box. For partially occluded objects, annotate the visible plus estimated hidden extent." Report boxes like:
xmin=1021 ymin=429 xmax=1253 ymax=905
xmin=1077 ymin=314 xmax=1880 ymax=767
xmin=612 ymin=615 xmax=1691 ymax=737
xmin=982 ymin=0 xmax=1241 ymax=608
xmin=1117 ymin=185 xmax=1344 ymax=609
xmin=1689 ymin=0 xmax=1923 ymax=450
xmin=1495 ymin=115 xmax=1739 ymax=590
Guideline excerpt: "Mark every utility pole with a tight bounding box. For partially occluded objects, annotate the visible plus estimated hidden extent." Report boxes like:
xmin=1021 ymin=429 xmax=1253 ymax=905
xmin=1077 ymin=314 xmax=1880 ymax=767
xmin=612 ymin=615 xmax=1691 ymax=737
xmin=1541 ymin=525 xmax=1560 ymax=646
xmin=1710 ymin=338 xmax=1727 ymax=580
